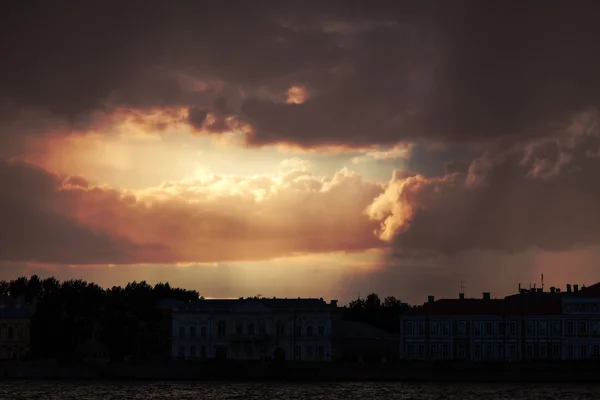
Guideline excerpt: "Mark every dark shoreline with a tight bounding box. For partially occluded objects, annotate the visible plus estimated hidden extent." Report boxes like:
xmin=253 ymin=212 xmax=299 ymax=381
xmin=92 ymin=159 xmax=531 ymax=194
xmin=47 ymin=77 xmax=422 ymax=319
xmin=2 ymin=360 xmax=600 ymax=383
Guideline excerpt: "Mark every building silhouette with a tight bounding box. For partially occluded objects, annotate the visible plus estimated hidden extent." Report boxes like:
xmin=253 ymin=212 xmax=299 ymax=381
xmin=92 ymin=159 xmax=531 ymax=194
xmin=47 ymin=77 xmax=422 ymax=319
xmin=400 ymin=282 xmax=600 ymax=361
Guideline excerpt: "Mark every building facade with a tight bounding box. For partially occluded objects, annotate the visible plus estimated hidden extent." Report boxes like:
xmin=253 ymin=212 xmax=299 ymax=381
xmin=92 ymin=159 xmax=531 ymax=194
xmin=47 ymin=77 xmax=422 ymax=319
xmin=400 ymin=283 xmax=600 ymax=361
xmin=171 ymin=298 xmax=338 ymax=361
xmin=0 ymin=297 xmax=33 ymax=360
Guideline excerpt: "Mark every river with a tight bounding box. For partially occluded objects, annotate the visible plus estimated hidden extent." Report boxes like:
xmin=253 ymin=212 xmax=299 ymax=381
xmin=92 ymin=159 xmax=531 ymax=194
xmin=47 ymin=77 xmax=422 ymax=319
xmin=1 ymin=381 xmax=598 ymax=399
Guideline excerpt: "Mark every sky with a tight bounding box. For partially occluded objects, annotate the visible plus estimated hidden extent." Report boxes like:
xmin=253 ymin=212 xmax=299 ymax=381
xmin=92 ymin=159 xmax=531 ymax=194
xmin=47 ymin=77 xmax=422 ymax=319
xmin=1 ymin=1 xmax=600 ymax=304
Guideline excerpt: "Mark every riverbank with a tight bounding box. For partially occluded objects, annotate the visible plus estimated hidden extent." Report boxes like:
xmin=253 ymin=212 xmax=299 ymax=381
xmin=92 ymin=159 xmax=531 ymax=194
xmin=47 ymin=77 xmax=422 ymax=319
xmin=2 ymin=360 xmax=600 ymax=383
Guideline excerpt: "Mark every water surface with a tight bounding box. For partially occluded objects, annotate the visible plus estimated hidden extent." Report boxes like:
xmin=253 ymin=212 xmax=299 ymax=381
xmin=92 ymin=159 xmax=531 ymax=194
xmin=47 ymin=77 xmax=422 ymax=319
xmin=1 ymin=381 xmax=599 ymax=399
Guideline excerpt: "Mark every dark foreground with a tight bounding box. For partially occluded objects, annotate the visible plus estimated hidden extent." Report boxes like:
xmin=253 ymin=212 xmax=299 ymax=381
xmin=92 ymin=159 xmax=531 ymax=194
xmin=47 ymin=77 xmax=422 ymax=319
xmin=2 ymin=360 xmax=600 ymax=383
xmin=1 ymin=381 xmax=600 ymax=400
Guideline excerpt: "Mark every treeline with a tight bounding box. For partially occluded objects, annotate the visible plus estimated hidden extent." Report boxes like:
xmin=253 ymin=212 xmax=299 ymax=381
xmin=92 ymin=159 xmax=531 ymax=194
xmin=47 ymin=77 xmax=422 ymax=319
xmin=343 ymin=293 xmax=411 ymax=333
xmin=1 ymin=275 xmax=200 ymax=361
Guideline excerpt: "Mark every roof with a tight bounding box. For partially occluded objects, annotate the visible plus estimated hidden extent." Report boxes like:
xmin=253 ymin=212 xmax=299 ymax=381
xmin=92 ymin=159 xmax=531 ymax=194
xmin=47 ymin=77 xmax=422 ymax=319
xmin=0 ymin=297 xmax=34 ymax=319
xmin=333 ymin=320 xmax=396 ymax=340
xmin=406 ymin=296 xmax=561 ymax=317
xmin=571 ymin=282 xmax=600 ymax=298
xmin=175 ymin=298 xmax=335 ymax=313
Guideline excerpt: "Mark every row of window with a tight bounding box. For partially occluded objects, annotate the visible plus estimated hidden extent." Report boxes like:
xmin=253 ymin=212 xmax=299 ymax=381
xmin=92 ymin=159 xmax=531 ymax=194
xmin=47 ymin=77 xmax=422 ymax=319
xmin=564 ymin=303 xmax=600 ymax=314
xmin=177 ymin=344 xmax=328 ymax=360
xmin=404 ymin=343 xmax=600 ymax=360
xmin=294 ymin=344 xmax=327 ymax=360
xmin=404 ymin=320 xmax=600 ymax=337
xmin=176 ymin=321 xmax=327 ymax=339
xmin=0 ymin=326 xmax=27 ymax=341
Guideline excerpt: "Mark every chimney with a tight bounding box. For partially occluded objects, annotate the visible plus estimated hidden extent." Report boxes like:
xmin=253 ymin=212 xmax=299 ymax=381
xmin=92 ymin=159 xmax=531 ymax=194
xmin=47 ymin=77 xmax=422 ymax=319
xmin=330 ymin=300 xmax=338 ymax=307
xmin=574 ymin=284 xmax=579 ymax=292
xmin=483 ymin=292 xmax=490 ymax=300
xmin=566 ymin=284 xmax=572 ymax=293
xmin=556 ymin=288 xmax=561 ymax=293
xmin=537 ymin=288 xmax=543 ymax=293
xmin=459 ymin=293 xmax=465 ymax=300
xmin=427 ymin=296 xmax=435 ymax=304
xmin=550 ymin=287 xmax=556 ymax=293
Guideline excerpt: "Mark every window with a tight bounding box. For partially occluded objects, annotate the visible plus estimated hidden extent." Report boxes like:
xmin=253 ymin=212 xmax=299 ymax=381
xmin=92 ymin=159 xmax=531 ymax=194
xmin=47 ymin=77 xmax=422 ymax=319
xmin=430 ymin=344 xmax=438 ymax=358
xmin=258 ymin=322 xmax=266 ymax=335
xmin=551 ymin=321 xmax=561 ymax=336
xmin=306 ymin=345 xmax=313 ymax=358
xmin=417 ymin=323 xmax=425 ymax=335
xmin=566 ymin=321 xmax=575 ymax=335
xmin=526 ymin=321 xmax=534 ymax=336
xmin=593 ymin=345 xmax=600 ymax=357
xmin=579 ymin=321 xmax=588 ymax=336
xmin=592 ymin=303 xmax=599 ymax=313
xmin=295 ymin=325 xmax=302 ymax=337
xmin=526 ymin=344 xmax=534 ymax=359
xmin=497 ymin=344 xmax=505 ymax=359
xmin=473 ymin=322 xmax=481 ymax=336
xmin=294 ymin=345 xmax=301 ymax=360
xmin=276 ymin=321 xmax=285 ymax=336
xmin=318 ymin=325 xmax=325 ymax=336
xmin=406 ymin=322 xmax=414 ymax=335
xmin=190 ymin=326 xmax=196 ymax=338
xmin=486 ymin=344 xmax=493 ymax=359
xmin=567 ymin=345 xmax=574 ymax=359
xmin=200 ymin=326 xmax=207 ymax=338
xmin=539 ymin=345 xmax=547 ymax=358
xmin=442 ymin=344 xmax=449 ymax=359
xmin=318 ymin=345 xmax=325 ymax=360
xmin=247 ymin=323 xmax=255 ymax=335
xmin=458 ymin=344 xmax=466 ymax=359
xmin=430 ymin=321 xmax=438 ymax=336
xmin=306 ymin=326 xmax=313 ymax=337
xmin=7 ymin=327 xmax=13 ymax=340
xmin=406 ymin=344 xmax=415 ymax=358
xmin=442 ymin=322 xmax=450 ymax=336
xmin=201 ymin=346 xmax=206 ymax=358
xmin=179 ymin=326 xmax=185 ymax=338
xmin=248 ymin=346 xmax=254 ymax=357
xmin=581 ymin=345 xmax=587 ymax=358
xmin=509 ymin=322 xmax=517 ymax=336
xmin=190 ymin=345 xmax=196 ymax=357
xmin=552 ymin=344 xmax=561 ymax=359
xmin=498 ymin=322 xmax=505 ymax=336
xmin=417 ymin=344 xmax=425 ymax=359
xmin=217 ymin=321 xmax=226 ymax=337
xmin=457 ymin=321 xmax=466 ymax=336
xmin=591 ymin=321 xmax=600 ymax=336
xmin=179 ymin=346 xmax=185 ymax=358
xmin=473 ymin=344 xmax=482 ymax=359
xmin=236 ymin=322 xmax=243 ymax=335
xmin=538 ymin=321 xmax=547 ymax=336
xmin=509 ymin=344 xmax=516 ymax=359
xmin=485 ymin=322 xmax=493 ymax=336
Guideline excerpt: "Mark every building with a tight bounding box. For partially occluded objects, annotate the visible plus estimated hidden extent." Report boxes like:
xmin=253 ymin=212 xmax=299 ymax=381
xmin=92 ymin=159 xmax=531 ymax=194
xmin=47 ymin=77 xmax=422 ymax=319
xmin=400 ymin=283 xmax=600 ymax=361
xmin=0 ymin=297 xmax=33 ymax=360
xmin=332 ymin=320 xmax=399 ymax=363
xmin=171 ymin=298 xmax=338 ymax=361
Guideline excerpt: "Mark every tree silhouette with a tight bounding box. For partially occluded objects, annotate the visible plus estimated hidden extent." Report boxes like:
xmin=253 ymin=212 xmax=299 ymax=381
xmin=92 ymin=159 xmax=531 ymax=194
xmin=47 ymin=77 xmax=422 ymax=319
xmin=2 ymin=276 xmax=200 ymax=361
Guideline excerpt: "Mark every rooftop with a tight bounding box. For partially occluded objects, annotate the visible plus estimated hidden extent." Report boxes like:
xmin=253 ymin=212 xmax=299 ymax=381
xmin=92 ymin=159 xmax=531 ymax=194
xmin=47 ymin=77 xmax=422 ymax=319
xmin=174 ymin=297 xmax=337 ymax=313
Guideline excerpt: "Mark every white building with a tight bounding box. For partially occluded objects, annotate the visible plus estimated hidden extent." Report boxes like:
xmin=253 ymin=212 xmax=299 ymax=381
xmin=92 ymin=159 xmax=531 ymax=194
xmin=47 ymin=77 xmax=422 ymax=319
xmin=400 ymin=283 xmax=600 ymax=361
xmin=171 ymin=298 xmax=338 ymax=361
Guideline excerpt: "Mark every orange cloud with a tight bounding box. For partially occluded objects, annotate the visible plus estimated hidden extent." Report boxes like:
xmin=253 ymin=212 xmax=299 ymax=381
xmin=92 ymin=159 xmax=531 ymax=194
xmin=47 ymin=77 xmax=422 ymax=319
xmin=0 ymin=158 xmax=386 ymax=264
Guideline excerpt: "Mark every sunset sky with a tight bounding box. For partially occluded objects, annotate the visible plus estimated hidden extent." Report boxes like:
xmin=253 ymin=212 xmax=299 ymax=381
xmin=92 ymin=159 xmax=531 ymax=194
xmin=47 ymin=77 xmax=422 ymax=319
xmin=1 ymin=1 xmax=600 ymax=304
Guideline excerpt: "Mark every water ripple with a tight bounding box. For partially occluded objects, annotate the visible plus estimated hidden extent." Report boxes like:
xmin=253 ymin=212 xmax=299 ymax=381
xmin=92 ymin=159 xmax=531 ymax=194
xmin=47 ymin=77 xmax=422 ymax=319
xmin=0 ymin=381 xmax=599 ymax=400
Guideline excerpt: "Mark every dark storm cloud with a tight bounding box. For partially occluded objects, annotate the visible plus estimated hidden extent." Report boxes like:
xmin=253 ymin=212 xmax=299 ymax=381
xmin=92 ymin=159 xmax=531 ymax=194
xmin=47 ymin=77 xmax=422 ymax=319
xmin=2 ymin=1 xmax=599 ymax=149
xmin=369 ymin=112 xmax=600 ymax=256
